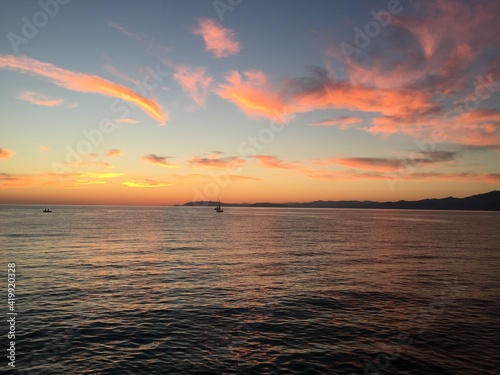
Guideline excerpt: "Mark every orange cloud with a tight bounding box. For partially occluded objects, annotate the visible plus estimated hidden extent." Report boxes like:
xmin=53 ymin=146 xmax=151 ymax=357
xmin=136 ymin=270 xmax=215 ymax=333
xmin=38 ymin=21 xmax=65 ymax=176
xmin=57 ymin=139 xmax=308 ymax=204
xmin=173 ymin=65 xmax=213 ymax=108
xmin=320 ymin=0 xmax=500 ymax=149
xmin=141 ymin=154 xmax=179 ymax=168
xmin=287 ymin=68 xmax=436 ymax=118
xmin=64 ymin=161 xmax=112 ymax=168
xmin=193 ymin=18 xmax=240 ymax=58
xmin=0 ymin=172 xmax=124 ymax=189
xmin=217 ymin=68 xmax=437 ymax=123
xmin=77 ymin=172 xmax=123 ymax=179
xmin=369 ymin=108 xmax=500 ymax=147
xmin=309 ymin=116 xmax=363 ymax=128
xmin=123 ymin=179 xmax=173 ymax=188
xmin=62 ymin=172 xmax=124 ymax=188
xmin=0 ymin=55 xmax=167 ymax=123
xmin=40 ymin=146 xmax=50 ymax=152
xmin=0 ymin=148 xmax=15 ymax=160
xmin=250 ymin=155 xmax=302 ymax=169
xmin=18 ymin=91 xmax=63 ymax=107
xmin=105 ymin=149 xmax=124 ymax=157
xmin=0 ymin=173 xmax=46 ymax=188
xmin=217 ymin=70 xmax=295 ymax=122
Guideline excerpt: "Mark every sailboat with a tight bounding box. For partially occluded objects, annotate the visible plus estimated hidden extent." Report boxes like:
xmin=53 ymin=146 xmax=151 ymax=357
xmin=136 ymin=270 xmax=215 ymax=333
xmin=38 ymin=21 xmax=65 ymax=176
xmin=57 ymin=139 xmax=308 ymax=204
xmin=214 ymin=200 xmax=223 ymax=213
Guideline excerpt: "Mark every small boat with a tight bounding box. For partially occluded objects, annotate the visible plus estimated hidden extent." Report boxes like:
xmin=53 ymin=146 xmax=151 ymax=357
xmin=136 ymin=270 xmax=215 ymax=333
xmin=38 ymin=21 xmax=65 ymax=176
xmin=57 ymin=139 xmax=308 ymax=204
xmin=42 ymin=209 xmax=52 ymax=213
xmin=214 ymin=200 xmax=223 ymax=213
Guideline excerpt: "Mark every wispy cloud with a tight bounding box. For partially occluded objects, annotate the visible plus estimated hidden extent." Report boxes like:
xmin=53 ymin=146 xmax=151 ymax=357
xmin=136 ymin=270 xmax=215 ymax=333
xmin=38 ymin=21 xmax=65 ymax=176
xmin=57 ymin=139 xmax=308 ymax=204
xmin=141 ymin=154 xmax=179 ymax=168
xmin=315 ymin=151 xmax=458 ymax=172
xmin=335 ymin=157 xmax=405 ymax=172
xmin=107 ymin=20 xmax=142 ymax=43
xmin=63 ymin=172 xmax=124 ymax=188
xmin=0 ymin=172 xmax=124 ymax=189
xmin=173 ymin=65 xmax=213 ymax=108
xmin=189 ymin=153 xmax=246 ymax=169
xmin=123 ymin=179 xmax=173 ymax=188
xmin=0 ymin=55 xmax=167 ymax=123
xmin=105 ymin=149 xmax=124 ymax=157
xmin=250 ymin=155 xmax=302 ymax=169
xmin=305 ymin=169 xmax=500 ymax=182
xmin=40 ymin=146 xmax=50 ymax=152
xmin=193 ymin=18 xmax=240 ymax=58
xmin=0 ymin=148 xmax=15 ymax=160
xmin=113 ymin=118 xmax=139 ymax=124
xmin=309 ymin=116 xmax=363 ymax=128
xmin=64 ymin=161 xmax=113 ymax=169
xmin=18 ymin=91 xmax=63 ymax=107
xmin=107 ymin=20 xmax=172 ymax=56
xmin=103 ymin=64 xmax=140 ymax=86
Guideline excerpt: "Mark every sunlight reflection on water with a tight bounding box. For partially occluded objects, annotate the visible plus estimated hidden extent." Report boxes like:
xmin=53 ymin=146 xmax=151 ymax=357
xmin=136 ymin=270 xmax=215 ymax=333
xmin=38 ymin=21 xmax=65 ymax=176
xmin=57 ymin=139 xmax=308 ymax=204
xmin=0 ymin=206 xmax=499 ymax=374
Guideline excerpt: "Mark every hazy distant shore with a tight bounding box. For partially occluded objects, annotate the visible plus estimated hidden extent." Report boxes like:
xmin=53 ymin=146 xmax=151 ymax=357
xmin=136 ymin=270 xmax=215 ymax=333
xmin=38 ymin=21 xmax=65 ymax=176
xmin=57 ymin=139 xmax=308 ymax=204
xmin=180 ymin=190 xmax=500 ymax=211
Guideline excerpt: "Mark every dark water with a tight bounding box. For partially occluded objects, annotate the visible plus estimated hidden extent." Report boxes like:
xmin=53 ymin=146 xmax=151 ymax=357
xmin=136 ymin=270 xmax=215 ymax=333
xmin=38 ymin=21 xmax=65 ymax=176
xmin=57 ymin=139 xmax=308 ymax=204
xmin=0 ymin=206 xmax=499 ymax=374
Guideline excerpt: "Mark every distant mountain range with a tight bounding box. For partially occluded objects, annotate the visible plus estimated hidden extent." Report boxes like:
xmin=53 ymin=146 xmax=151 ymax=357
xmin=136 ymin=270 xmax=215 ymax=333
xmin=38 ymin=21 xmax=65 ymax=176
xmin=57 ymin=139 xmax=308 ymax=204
xmin=179 ymin=190 xmax=500 ymax=211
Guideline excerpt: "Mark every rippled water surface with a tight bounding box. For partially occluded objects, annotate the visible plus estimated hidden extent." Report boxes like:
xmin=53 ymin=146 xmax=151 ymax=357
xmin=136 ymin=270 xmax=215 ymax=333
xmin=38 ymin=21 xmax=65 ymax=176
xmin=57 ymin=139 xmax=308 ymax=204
xmin=1 ymin=206 xmax=499 ymax=374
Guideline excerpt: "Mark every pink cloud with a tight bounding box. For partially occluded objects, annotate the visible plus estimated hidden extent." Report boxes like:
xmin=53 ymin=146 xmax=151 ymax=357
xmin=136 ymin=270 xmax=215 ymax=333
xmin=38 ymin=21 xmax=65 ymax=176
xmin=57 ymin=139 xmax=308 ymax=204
xmin=369 ymin=108 xmax=500 ymax=147
xmin=193 ymin=18 xmax=240 ymax=58
xmin=173 ymin=65 xmax=213 ymax=108
xmin=217 ymin=68 xmax=436 ymax=124
xmin=18 ymin=91 xmax=63 ymax=107
xmin=0 ymin=148 xmax=15 ymax=160
xmin=0 ymin=55 xmax=167 ymax=123
xmin=216 ymin=70 xmax=296 ymax=122
xmin=113 ymin=118 xmax=139 ymax=124
xmin=250 ymin=155 xmax=302 ymax=170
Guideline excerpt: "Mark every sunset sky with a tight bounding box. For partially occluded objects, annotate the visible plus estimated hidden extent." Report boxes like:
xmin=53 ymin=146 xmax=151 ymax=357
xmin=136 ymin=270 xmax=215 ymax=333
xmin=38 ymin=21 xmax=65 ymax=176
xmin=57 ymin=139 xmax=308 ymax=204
xmin=1 ymin=0 xmax=499 ymax=205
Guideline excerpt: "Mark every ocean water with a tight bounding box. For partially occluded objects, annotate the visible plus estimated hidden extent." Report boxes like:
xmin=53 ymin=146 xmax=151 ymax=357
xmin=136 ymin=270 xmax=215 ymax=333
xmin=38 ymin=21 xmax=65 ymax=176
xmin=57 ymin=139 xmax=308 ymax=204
xmin=0 ymin=206 xmax=499 ymax=374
